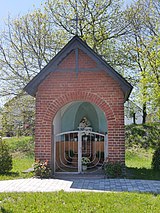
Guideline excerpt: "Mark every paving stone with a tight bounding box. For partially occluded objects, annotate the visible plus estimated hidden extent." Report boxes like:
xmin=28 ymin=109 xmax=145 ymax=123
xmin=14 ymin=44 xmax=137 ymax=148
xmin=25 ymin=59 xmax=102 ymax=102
xmin=0 ymin=178 xmax=160 ymax=193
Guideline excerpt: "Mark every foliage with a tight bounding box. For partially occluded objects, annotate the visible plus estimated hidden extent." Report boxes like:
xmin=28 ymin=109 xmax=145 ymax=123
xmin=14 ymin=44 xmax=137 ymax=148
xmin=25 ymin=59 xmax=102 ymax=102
xmin=124 ymin=100 xmax=142 ymax=124
xmin=0 ymin=136 xmax=34 ymax=180
xmin=3 ymin=136 xmax=34 ymax=157
xmin=126 ymin=147 xmax=153 ymax=169
xmin=152 ymin=145 xmax=160 ymax=170
xmin=0 ymin=130 xmax=3 ymax=137
xmin=2 ymin=96 xmax=35 ymax=137
xmin=104 ymin=160 xmax=124 ymax=178
xmin=0 ymin=191 xmax=160 ymax=213
xmin=126 ymin=147 xmax=160 ymax=180
xmin=0 ymin=138 xmax=12 ymax=174
xmin=0 ymin=155 xmax=34 ymax=181
xmin=125 ymin=123 xmax=160 ymax=149
xmin=34 ymin=160 xmax=51 ymax=178
xmin=81 ymin=157 xmax=90 ymax=165
xmin=46 ymin=0 xmax=128 ymax=66
xmin=0 ymin=7 xmax=68 ymax=97
xmin=123 ymin=0 xmax=160 ymax=121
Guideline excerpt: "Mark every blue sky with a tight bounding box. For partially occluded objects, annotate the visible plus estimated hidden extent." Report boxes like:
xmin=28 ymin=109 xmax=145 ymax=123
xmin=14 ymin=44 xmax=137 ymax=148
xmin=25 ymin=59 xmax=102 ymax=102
xmin=0 ymin=0 xmax=133 ymax=29
xmin=0 ymin=0 xmax=44 ymax=29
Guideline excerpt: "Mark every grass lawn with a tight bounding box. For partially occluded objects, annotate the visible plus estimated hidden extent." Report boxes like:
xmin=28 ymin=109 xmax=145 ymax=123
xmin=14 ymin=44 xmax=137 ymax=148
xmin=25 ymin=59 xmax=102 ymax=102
xmin=0 ymin=154 xmax=34 ymax=181
xmin=0 ymin=191 xmax=160 ymax=213
xmin=0 ymin=137 xmax=34 ymax=180
xmin=125 ymin=147 xmax=160 ymax=180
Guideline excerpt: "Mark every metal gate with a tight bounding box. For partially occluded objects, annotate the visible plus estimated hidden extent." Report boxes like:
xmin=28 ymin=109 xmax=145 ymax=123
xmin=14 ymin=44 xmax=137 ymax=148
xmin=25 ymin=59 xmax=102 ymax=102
xmin=54 ymin=130 xmax=107 ymax=174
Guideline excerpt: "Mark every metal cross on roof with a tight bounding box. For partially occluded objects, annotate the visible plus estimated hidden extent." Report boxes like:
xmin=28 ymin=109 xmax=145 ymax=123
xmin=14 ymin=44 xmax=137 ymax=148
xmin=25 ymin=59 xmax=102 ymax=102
xmin=71 ymin=0 xmax=83 ymax=36
xmin=71 ymin=14 xmax=79 ymax=35
xmin=75 ymin=13 xmax=78 ymax=35
xmin=71 ymin=1 xmax=80 ymax=76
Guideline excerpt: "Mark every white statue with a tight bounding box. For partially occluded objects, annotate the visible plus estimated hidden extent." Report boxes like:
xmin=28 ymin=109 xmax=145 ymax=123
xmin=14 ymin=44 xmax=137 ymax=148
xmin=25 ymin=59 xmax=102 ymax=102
xmin=78 ymin=117 xmax=91 ymax=131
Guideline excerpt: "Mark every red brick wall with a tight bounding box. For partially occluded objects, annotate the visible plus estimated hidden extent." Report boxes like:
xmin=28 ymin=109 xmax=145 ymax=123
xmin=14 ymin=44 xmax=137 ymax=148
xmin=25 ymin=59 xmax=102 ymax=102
xmin=35 ymin=49 xmax=125 ymax=167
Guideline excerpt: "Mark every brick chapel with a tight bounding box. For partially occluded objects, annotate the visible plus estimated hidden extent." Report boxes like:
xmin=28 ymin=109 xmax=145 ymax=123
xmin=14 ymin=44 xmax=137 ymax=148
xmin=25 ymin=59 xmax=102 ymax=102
xmin=24 ymin=36 xmax=132 ymax=174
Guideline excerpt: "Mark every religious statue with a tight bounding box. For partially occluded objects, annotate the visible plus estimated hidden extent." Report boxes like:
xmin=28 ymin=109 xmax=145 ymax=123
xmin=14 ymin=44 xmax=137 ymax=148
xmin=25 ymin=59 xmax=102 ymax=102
xmin=78 ymin=117 xmax=92 ymax=131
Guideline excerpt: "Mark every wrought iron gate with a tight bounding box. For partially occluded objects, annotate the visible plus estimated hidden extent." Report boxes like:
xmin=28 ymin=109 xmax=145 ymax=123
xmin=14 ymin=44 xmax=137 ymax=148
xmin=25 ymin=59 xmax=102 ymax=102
xmin=54 ymin=130 xmax=107 ymax=174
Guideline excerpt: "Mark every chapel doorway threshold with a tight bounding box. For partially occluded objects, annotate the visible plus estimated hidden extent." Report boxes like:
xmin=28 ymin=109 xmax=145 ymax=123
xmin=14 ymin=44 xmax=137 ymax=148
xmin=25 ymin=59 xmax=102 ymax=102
xmin=54 ymin=168 xmax=105 ymax=180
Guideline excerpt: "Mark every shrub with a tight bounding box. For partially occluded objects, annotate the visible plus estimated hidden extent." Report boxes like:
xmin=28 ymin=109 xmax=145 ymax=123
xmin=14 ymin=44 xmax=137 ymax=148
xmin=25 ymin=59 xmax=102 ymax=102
xmin=125 ymin=123 xmax=160 ymax=149
xmin=151 ymin=146 xmax=160 ymax=170
xmin=0 ymin=138 xmax=12 ymax=174
xmin=104 ymin=161 xmax=124 ymax=178
xmin=34 ymin=160 xmax=51 ymax=178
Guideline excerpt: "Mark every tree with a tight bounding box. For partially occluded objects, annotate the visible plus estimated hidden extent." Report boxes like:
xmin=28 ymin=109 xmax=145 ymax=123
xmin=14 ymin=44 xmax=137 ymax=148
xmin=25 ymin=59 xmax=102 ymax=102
xmin=0 ymin=138 xmax=12 ymax=174
xmin=0 ymin=9 xmax=68 ymax=97
xmin=142 ymin=36 xmax=160 ymax=120
xmin=123 ymin=0 xmax=160 ymax=122
xmin=46 ymin=0 xmax=131 ymax=70
xmin=2 ymin=95 xmax=35 ymax=136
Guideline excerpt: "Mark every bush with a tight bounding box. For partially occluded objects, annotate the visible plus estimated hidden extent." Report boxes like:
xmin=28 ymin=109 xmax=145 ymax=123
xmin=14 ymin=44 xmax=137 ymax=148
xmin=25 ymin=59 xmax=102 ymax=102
xmin=34 ymin=160 xmax=51 ymax=178
xmin=151 ymin=146 xmax=160 ymax=170
xmin=125 ymin=123 xmax=160 ymax=149
xmin=104 ymin=161 xmax=124 ymax=178
xmin=0 ymin=138 xmax=12 ymax=174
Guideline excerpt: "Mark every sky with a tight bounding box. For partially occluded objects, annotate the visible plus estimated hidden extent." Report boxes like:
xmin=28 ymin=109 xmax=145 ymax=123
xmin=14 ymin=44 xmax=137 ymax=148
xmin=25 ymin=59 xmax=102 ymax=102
xmin=0 ymin=0 xmax=133 ymax=29
xmin=0 ymin=0 xmax=44 ymax=29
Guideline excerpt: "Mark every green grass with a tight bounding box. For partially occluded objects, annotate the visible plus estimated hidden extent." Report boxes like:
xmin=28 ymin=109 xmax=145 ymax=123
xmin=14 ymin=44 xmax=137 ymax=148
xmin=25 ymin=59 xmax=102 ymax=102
xmin=126 ymin=147 xmax=153 ymax=168
xmin=3 ymin=136 xmax=34 ymax=156
xmin=126 ymin=147 xmax=160 ymax=180
xmin=0 ymin=154 xmax=34 ymax=180
xmin=0 ymin=137 xmax=34 ymax=180
xmin=0 ymin=191 xmax=160 ymax=213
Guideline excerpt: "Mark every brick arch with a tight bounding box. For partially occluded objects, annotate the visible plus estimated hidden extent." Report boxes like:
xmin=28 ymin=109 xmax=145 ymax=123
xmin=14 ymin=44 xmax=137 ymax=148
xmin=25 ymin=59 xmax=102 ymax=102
xmin=42 ymin=91 xmax=116 ymax=124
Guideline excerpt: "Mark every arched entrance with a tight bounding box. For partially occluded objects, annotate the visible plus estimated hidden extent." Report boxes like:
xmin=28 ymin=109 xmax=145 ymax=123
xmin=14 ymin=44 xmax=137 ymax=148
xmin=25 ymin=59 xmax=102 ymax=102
xmin=53 ymin=101 xmax=108 ymax=174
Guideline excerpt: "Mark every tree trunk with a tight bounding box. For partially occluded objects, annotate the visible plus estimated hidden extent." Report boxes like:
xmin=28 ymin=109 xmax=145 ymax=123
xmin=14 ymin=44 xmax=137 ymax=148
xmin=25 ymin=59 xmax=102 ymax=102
xmin=142 ymin=103 xmax=147 ymax=124
xmin=133 ymin=113 xmax=136 ymax=124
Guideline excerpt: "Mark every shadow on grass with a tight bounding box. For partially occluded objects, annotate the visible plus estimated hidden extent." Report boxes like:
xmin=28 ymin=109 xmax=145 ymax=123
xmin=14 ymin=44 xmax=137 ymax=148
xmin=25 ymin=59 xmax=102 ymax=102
xmin=0 ymin=207 xmax=13 ymax=213
xmin=0 ymin=172 xmax=19 ymax=180
xmin=126 ymin=167 xmax=160 ymax=180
